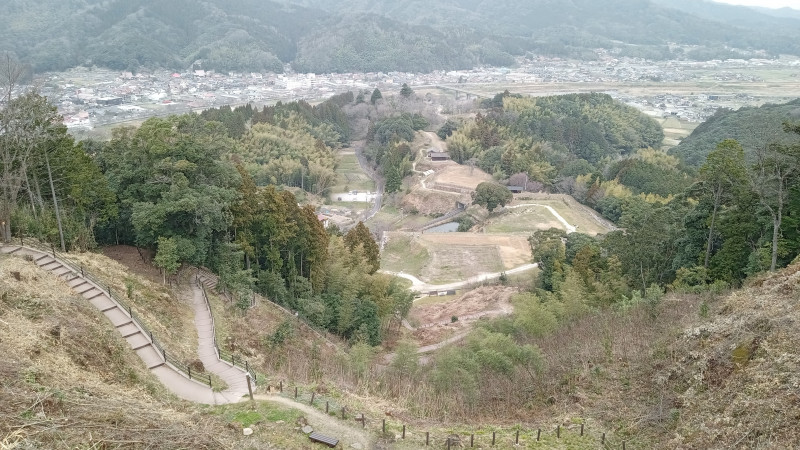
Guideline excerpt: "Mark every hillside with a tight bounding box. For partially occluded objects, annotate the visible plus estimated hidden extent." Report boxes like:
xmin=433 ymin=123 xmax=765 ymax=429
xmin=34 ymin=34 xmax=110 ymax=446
xmin=656 ymin=260 xmax=800 ymax=447
xmin=670 ymin=99 xmax=800 ymax=166
xmin=4 ymin=215 xmax=800 ymax=447
xmin=281 ymin=0 xmax=800 ymax=59
xmin=4 ymin=0 xmax=800 ymax=73
xmin=0 ymin=253 xmax=253 ymax=448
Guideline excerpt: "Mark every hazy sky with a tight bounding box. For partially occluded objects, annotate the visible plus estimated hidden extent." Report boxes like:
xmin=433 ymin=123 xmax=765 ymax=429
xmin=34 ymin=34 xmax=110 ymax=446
xmin=712 ymin=0 xmax=800 ymax=8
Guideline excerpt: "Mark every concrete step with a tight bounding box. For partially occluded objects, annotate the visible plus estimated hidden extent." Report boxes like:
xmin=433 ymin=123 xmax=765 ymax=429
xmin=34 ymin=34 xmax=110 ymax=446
xmin=51 ymin=266 xmax=72 ymax=278
xmin=117 ymin=322 xmax=139 ymax=337
xmin=67 ymin=278 xmax=88 ymax=289
xmin=76 ymin=284 xmax=98 ymax=296
xmin=104 ymin=307 xmax=131 ymax=327
xmin=127 ymin=332 xmax=151 ymax=350
xmin=40 ymin=260 xmax=62 ymax=271
xmin=89 ymin=296 xmax=115 ymax=311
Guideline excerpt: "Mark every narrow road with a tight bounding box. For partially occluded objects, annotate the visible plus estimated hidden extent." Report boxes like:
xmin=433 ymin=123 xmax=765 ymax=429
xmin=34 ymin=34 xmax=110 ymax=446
xmin=381 ymin=262 xmax=538 ymax=293
xmin=353 ymin=140 xmax=384 ymax=221
xmin=0 ymin=244 xmax=239 ymax=405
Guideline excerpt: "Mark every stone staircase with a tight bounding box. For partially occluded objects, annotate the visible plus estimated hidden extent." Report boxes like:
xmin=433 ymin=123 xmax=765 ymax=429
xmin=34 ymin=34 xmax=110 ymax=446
xmin=1 ymin=245 xmax=247 ymax=405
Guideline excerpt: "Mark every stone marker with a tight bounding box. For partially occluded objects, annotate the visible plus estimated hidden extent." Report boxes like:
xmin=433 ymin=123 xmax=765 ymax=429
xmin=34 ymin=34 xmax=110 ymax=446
xmin=302 ymin=425 xmax=314 ymax=434
xmin=243 ymin=428 xmax=253 ymax=436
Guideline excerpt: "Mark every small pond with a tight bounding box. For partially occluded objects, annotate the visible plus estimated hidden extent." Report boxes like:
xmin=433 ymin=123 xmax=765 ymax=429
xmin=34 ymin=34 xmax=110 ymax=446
xmin=426 ymin=222 xmax=459 ymax=233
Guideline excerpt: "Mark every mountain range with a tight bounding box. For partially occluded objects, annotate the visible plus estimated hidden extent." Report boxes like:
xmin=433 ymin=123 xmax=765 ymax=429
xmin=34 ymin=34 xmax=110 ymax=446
xmin=2 ymin=0 xmax=800 ymax=73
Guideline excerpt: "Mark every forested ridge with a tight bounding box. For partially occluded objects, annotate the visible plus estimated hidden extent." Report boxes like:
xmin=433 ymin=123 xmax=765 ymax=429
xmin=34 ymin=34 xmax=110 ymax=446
xmin=670 ymin=99 xmax=800 ymax=166
xmin=4 ymin=0 xmax=800 ymax=73
xmin=442 ymin=93 xmax=800 ymax=287
xmin=1 ymin=85 xmax=410 ymax=347
xmin=3 ymin=78 xmax=800 ymax=445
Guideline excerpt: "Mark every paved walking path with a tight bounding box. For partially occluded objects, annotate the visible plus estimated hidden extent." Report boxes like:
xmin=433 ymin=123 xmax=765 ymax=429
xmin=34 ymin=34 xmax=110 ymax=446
xmin=189 ymin=276 xmax=250 ymax=403
xmin=1 ymin=245 xmax=247 ymax=405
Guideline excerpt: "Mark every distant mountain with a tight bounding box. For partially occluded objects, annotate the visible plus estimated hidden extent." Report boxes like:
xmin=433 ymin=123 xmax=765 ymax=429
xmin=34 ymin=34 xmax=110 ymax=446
xmin=283 ymin=0 xmax=800 ymax=57
xmin=3 ymin=0 xmax=800 ymax=74
xmin=750 ymin=6 xmax=800 ymax=20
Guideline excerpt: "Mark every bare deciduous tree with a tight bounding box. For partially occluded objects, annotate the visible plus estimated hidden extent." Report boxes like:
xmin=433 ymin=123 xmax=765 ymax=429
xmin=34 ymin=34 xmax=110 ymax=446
xmin=0 ymin=91 xmax=62 ymax=242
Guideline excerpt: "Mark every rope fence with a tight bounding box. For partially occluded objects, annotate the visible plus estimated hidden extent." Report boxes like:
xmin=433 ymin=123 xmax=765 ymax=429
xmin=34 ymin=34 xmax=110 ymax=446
xmin=265 ymin=382 xmax=631 ymax=449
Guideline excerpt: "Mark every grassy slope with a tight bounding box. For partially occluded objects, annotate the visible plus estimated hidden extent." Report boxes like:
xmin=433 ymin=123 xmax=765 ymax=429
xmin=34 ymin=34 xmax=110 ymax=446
xmin=0 ymin=255 xmax=229 ymax=447
xmin=0 ymin=252 xmax=362 ymax=449
xmin=7 ymin=238 xmax=799 ymax=448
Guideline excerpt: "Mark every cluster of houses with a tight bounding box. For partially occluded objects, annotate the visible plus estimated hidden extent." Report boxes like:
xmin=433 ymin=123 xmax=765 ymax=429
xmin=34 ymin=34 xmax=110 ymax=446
xmin=33 ymin=53 xmax=799 ymax=131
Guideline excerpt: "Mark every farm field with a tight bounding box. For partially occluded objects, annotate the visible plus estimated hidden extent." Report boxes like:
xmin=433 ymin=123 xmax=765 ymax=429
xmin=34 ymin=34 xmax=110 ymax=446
xmin=507 ymin=194 xmax=615 ymax=236
xmin=429 ymin=162 xmax=493 ymax=190
xmin=484 ymin=205 xmax=563 ymax=234
xmin=331 ymin=150 xmax=374 ymax=194
xmin=381 ymin=231 xmax=532 ymax=284
xmin=657 ymin=116 xmax=698 ymax=149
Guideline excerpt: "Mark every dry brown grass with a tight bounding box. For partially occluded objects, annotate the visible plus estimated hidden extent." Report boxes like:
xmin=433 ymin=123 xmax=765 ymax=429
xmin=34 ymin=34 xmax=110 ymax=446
xmin=431 ymin=162 xmax=493 ymax=190
xmin=0 ymin=254 xmax=270 ymax=449
xmin=401 ymin=188 xmax=465 ymax=215
xmin=69 ymin=248 xmax=199 ymax=367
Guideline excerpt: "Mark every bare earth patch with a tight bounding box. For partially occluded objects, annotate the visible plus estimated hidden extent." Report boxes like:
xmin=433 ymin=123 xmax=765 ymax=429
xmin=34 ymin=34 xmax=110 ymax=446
xmin=409 ymin=286 xmax=515 ymax=346
xmin=431 ymin=162 xmax=493 ymax=190
xmin=401 ymin=188 xmax=465 ymax=215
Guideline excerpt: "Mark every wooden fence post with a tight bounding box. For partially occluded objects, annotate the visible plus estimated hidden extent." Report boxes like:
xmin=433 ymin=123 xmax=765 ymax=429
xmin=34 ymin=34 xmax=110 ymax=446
xmin=402 ymin=425 xmax=405 ymax=439
xmin=580 ymin=423 xmax=584 ymax=436
xmin=470 ymin=434 xmax=474 ymax=447
xmin=515 ymin=430 xmax=519 ymax=444
xmin=188 ymin=366 xmax=192 ymax=379
xmin=426 ymin=431 xmax=429 ymax=446
xmin=310 ymin=392 xmax=315 ymax=405
xmin=294 ymin=387 xmax=298 ymax=399
xmin=382 ymin=418 xmax=385 ymax=434
xmin=492 ymin=431 xmax=495 ymax=446
xmin=279 ymin=381 xmax=283 ymax=392
xmin=602 ymin=433 xmax=605 ymax=444
xmin=361 ymin=415 xmax=365 ymax=428
xmin=326 ymin=401 xmax=329 ymax=413
xmin=207 ymin=375 xmax=212 ymax=387
xmin=246 ymin=374 xmax=253 ymax=401
xmin=537 ymin=429 xmax=541 ymax=441
xmin=341 ymin=407 xmax=346 ymax=420
xmin=557 ymin=425 xmax=561 ymax=438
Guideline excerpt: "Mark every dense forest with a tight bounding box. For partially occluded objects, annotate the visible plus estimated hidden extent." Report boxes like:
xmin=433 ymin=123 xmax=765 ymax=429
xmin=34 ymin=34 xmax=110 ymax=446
xmin=3 ymin=75 xmax=800 ymax=435
xmin=3 ymin=0 xmax=800 ymax=73
xmin=670 ymin=100 xmax=800 ymax=166
xmin=440 ymin=93 xmax=800 ymax=290
xmin=0 ymin=87 xmax=411 ymax=346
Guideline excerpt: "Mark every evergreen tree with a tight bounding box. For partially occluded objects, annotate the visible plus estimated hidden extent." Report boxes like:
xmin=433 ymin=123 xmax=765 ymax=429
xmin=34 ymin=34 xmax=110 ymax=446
xmin=344 ymin=222 xmax=380 ymax=274
xmin=370 ymin=88 xmax=383 ymax=105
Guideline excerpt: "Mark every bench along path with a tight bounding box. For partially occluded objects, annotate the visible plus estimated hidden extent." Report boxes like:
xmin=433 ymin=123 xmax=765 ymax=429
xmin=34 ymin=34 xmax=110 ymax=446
xmin=0 ymin=245 xmax=247 ymax=405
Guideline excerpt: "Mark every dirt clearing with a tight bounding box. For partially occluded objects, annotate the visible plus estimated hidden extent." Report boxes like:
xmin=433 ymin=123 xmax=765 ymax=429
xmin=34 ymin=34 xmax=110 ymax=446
xmin=431 ymin=162 xmax=493 ymax=190
xmin=382 ymin=232 xmax=532 ymax=284
xmin=408 ymin=286 xmax=516 ymax=346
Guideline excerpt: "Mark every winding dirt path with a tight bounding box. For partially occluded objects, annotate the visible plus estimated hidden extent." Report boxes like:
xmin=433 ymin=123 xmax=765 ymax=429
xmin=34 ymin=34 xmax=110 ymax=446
xmin=505 ymin=203 xmax=577 ymax=233
xmin=381 ymin=262 xmax=538 ymax=293
xmin=253 ymin=395 xmax=374 ymax=448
